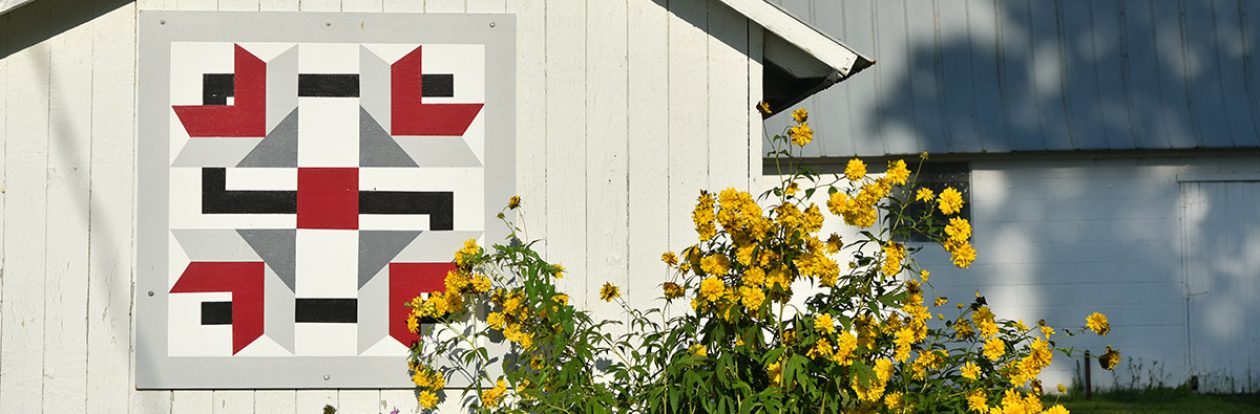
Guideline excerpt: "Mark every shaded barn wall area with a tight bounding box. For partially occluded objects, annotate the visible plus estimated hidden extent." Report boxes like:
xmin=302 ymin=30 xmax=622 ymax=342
xmin=909 ymin=155 xmax=1260 ymax=391
xmin=766 ymin=0 xmax=1260 ymax=157
xmin=766 ymin=154 xmax=1260 ymax=393
xmin=0 ymin=0 xmax=766 ymax=412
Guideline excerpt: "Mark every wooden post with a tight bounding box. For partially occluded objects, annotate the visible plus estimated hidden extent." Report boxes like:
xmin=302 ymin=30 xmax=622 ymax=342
xmin=1085 ymin=350 xmax=1093 ymax=400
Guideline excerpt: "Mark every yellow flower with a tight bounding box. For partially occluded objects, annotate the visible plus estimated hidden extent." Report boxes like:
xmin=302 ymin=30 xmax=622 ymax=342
xmin=788 ymin=123 xmax=814 ymax=147
xmin=739 ymin=286 xmax=765 ymax=310
xmin=660 ymin=251 xmax=679 ymax=266
xmin=833 ymin=332 xmax=858 ymax=365
xmin=418 ymin=390 xmax=439 ymax=409
xmin=966 ymin=389 xmax=988 ymax=413
xmin=973 ymin=306 xmax=998 ymax=338
xmin=983 ymin=337 xmax=1006 ymax=361
xmin=758 ymin=101 xmax=772 ymax=115
xmin=699 ymin=277 xmax=725 ymax=303
xmin=882 ymin=242 xmax=906 ymax=277
xmin=814 ymin=313 xmax=836 ymax=334
xmin=961 ymin=361 xmax=981 ymax=380
xmin=806 ymin=338 xmax=834 ymax=360
xmin=1100 ymin=346 xmax=1120 ymax=370
xmin=887 ymin=159 xmax=911 ymax=185
xmin=470 ymin=274 xmax=492 ymax=293
xmin=885 ymin=392 xmax=904 ymax=410
xmin=550 ymin=264 xmax=565 ymax=279
xmin=454 ymin=238 xmax=481 ymax=269
xmin=480 ymin=378 xmax=507 ymax=408
xmin=844 ymin=158 xmax=867 ymax=181
xmin=599 ymin=282 xmax=620 ymax=302
xmin=784 ymin=181 xmax=799 ymax=197
xmin=486 ymin=312 xmax=506 ymax=330
xmin=894 ymin=328 xmax=914 ymax=362
xmin=689 ymin=343 xmax=708 ymax=358
xmin=945 ymin=239 xmax=977 ymax=268
xmin=406 ymin=313 xmax=420 ymax=334
xmin=937 ymin=187 xmax=964 ymax=215
xmin=852 ymin=358 xmax=895 ymax=402
xmin=792 ymin=107 xmax=809 ymax=123
xmin=1086 ymin=312 xmax=1110 ymax=336
xmin=552 ymin=293 xmax=569 ymax=305
xmin=692 ymin=191 xmax=717 ymax=241
xmin=825 ymin=233 xmax=843 ymax=253
xmin=662 ymin=282 xmax=684 ymax=299
xmin=915 ymin=187 xmax=935 ymax=202
xmin=700 ymin=254 xmax=730 ymax=276
xmin=1045 ymin=404 xmax=1070 ymax=414
xmin=766 ymin=361 xmax=783 ymax=386
xmin=507 ymin=195 xmax=521 ymax=209
xmin=945 ymin=217 xmax=972 ymax=243
xmin=1057 ymin=384 xmax=1068 ymax=393
xmin=934 ymin=296 xmax=949 ymax=307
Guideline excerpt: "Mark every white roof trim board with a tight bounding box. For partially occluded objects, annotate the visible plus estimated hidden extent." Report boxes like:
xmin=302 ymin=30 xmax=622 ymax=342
xmin=0 ymin=0 xmax=34 ymax=15
xmin=718 ymin=0 xmax=873 ymax=77
xmin=2 ymin=0 xmax=874 ymax=80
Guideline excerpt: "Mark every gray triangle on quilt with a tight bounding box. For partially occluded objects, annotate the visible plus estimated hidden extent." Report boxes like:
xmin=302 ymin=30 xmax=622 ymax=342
xmin=359 ymin=107 xmax=418 ymax=167
xmin=237 ymin=229 xmax=297 ymax=292
xmin=357 ymin=230 xmax=422 ymax=289
xmin=237 ymin=108 xmax=299 ymax=168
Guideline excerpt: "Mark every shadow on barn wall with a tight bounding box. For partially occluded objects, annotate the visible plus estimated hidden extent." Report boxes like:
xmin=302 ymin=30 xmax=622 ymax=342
xmin=768 ymin=0 xmax=1260 ymax=391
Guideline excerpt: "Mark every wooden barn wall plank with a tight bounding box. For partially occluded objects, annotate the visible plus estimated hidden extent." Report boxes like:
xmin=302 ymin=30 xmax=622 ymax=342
xmin=0 ymin=12 xmax=7 ymax=412
xmin=252 ymin=391 xmax=295 ymax=414
xmin=0 ymin=1 xmax=763 ymax=412
xmin=43 ymin=0 xmax=95 ymax=411
xmin=90 ymin=1 xmax=139 ymax=412
xmin=543 ymin=0 xmax=586 ymax=304
xmin=171 ymin=390 xmax=212 ymax=414
xmin=585 ymin=0 xmax=628 ymax=322
xmin=335 ymin=390 xmax=379 ymax=414
xmin=425 ymin=0 xmax=462 ymax=13
xmin=746 ymin=21 xmax=762 ymax=188
xmin=625 ymin=0 xmax=670 ymax=312
xmin=465 ymin=0 xmax=503 ymax=12
xmin=509 ymin=0 xmax=547 ymax=258
xmin=0 ymin=1 xmax=51 ymax=413
xmin=706 ymin=0 xmax=748 ymax=190
xmin=667 ymin=0 xmax=708 ymax=251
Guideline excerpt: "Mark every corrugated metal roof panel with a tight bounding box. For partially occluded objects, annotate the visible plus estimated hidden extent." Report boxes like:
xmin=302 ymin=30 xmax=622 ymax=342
xmin=767 ymin=0 xmax=1260 ymax=157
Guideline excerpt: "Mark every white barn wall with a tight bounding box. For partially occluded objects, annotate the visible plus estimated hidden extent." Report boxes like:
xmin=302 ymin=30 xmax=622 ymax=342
xmin=916 ymin=155 xmax=1260 ymax=391
xmin=772 ymin=154 xmax=1260 ymax=392
xmin=0 ymin=0 xmax=766 ymax=413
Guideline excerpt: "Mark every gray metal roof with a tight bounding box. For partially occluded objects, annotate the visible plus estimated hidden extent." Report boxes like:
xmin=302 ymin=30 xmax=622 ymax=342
xmin=767 ymin=0 xmax=1260 ymax=157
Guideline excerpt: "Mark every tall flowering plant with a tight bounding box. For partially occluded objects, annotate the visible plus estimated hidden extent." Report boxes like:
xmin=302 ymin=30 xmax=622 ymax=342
xmin=404 ymin=108 xmax=1118 ymax=413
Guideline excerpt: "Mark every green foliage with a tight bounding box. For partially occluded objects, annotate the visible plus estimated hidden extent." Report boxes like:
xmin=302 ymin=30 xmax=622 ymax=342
xmin=404 ymin=108 xmax=1117 ymax=414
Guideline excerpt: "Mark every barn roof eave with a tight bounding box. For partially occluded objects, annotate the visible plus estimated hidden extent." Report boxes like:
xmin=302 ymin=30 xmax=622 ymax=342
xmin=718 ymin=0 xmax=874 ymax=78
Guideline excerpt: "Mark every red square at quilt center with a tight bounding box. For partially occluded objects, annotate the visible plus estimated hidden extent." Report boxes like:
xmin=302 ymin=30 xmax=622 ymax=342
xmin=297 ymin=168 xmax=359 ymax=229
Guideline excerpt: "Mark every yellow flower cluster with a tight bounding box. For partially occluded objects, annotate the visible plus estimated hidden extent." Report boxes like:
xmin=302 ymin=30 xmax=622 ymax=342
xmin=852 ymin=358 xmax=895 ymax=402
xmin=409 ymin=363 xmax=445 ymax=409
xmin=881 ymin=242 xmax=906 ymax=277
xmin=887 ymin=159 xmax=911 ymax=185
xmin=788 ymin=123 xmax=813 ymax=147
xmin=844 ymin=158 xmax=867 ymax=181
xmin=1086 ymin=312 xmax=1110 ymax=336
xmin=599 ymin=282 xmax=620 ymax=302
xmin=692 ymin=191 xmax=717 ymax=241
xmin=480 ymin=378 xmax=507 ymax=408
xmin=934 ymin=189 xmax=977 ymax=268
xmin=486 ymin=289 xmax=540 ymax=349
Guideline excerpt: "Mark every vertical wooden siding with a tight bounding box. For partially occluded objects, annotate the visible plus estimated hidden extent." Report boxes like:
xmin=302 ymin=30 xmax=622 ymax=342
xmin=0 ymin=0 xmax=765 ymax=412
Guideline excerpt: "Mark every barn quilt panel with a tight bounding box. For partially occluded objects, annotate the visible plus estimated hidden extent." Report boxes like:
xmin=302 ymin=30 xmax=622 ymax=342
xmin=136 ymin=12 xmax=514 ymax=388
